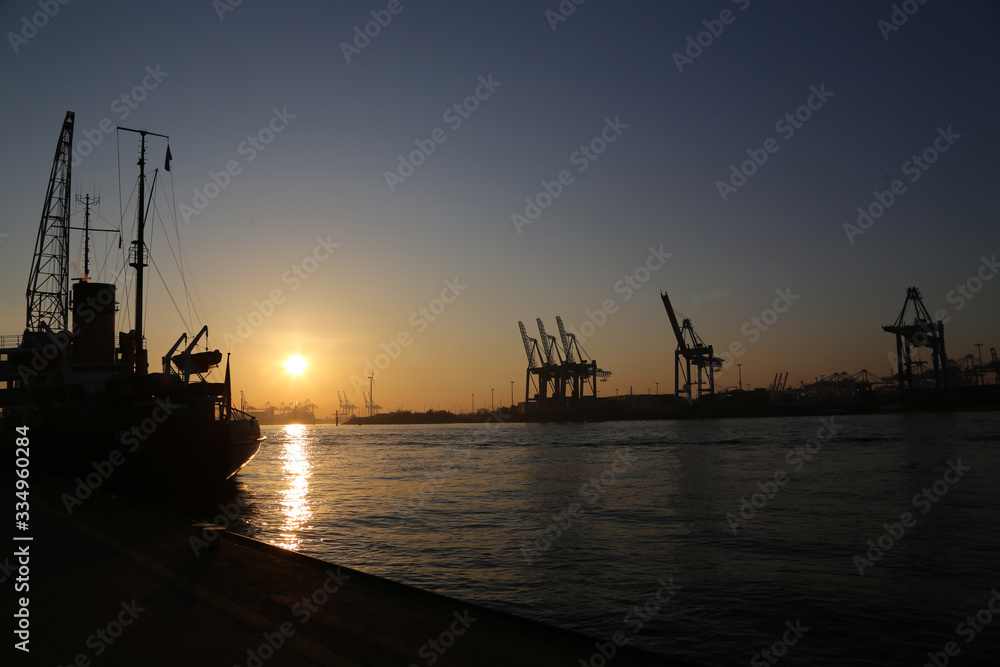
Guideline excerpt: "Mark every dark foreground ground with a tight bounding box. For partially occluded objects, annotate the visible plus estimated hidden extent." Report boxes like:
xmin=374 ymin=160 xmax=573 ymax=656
xmin=10 ymin=477 xmax=691 ymax=666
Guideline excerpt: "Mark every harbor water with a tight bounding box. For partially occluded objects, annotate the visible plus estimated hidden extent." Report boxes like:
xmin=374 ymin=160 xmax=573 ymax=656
xmin=218 ymin=413 xmax=1000 ymax=666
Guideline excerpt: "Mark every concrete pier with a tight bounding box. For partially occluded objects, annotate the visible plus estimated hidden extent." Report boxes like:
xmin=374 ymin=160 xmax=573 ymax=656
xmin=17 ymin=478 xmax=694 ymax=666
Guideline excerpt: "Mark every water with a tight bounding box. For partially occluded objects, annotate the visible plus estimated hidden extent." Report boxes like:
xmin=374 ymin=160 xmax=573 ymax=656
xmin=217 ymin=413 xmax=999 ymax=666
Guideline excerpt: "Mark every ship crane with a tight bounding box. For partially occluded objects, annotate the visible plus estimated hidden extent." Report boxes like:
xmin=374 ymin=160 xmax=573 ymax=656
xmin=660 ymin=290 xmax=722 ymax=404
xmin=882 ymin=287 xmax=948 ymax=394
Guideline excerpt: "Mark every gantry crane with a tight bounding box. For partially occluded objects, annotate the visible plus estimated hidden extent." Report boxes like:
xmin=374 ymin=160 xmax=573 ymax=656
xmin=554 ymin=315 xmax=611 ymax=400
xmin=660 ymin=290 xmax=722 ymax=403
xmin=537 ymin=317 xmax=567 ymax=400
xmin=882 ymin=287 xmax=948 ymax=393
xmin=519 ymin=320 xmax=555 ymax=404
xmin=518 ymin=318 xmax=610 ymax=406
xmin=556 ymin=316 xmax=575 ymax=364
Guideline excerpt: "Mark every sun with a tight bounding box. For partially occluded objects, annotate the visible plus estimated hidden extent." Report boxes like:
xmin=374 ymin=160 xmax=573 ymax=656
xmin=283 ymin=355 xmax=308 ymax=376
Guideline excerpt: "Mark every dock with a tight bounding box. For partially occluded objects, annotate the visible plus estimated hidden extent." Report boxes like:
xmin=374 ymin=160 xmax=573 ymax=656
xmin=19 ymin=477 xmax=691 ymax=666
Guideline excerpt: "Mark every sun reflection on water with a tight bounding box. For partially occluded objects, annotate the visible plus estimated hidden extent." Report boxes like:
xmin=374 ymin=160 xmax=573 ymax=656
xmin=275 ymin=424 xmax=313 ymax=550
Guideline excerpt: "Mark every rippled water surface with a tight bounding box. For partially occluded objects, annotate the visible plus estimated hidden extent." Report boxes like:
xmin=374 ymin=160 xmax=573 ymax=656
xmin=226 ymin=413 xmax=1000 ymax=666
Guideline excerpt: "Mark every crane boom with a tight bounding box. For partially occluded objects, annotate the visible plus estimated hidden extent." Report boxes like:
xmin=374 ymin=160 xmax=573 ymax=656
xmin=27 ymin=111 xmax=74 ymax=333
xmin=518 ymin=321 xmax=538 ymax=368
xmin=660 ymin=290 xmax=687 ymax=353
xmin=555 ymin=315 xmax=575 ymax=363
xmin=536 ymin=318 xmax=555 ymax=364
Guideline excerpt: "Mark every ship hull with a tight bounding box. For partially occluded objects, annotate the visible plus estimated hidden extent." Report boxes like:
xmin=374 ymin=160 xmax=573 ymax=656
xmin=2 ymin=390 xmax=263 ymax=486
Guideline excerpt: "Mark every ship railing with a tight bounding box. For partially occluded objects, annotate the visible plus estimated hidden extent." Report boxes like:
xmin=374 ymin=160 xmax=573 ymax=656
xmin=0 ymin=334 xmax=23 ymax=350
xmin=228 ymin=407 xmax=257 ymax=422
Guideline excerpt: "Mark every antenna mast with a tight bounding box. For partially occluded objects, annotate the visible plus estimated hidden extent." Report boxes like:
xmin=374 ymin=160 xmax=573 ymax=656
xmin=118 ymin=125 xmax=168 ymax=376
xmin=75 ymin=193 xmax=100 ymax=279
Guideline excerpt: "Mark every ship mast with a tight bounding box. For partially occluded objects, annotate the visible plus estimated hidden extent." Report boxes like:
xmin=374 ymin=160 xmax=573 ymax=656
xmin=74 ymin=193 xmax=99 ymax=279
xmin=118 ymin=126 xmax=167 ymax=376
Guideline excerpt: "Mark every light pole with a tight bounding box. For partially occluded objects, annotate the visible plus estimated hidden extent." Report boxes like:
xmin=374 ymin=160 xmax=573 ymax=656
xmin=471 ymin=393 xmax=475 ymax=415
xmin=737 ymin=364 xmax=743 ymax=391
xmin=655 ymin=381 xmax=659 ymax=395
xmin=510 ymin=380 xmax=514 ymax=408
xmin=976 ymin=343 xmax=984 ymax=385
xmin=491 ymin=387 xmax=495 ymax=411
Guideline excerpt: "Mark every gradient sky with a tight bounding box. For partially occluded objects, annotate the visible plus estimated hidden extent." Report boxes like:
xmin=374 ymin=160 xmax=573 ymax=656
xmin=1 ymin=1 xmax=998 ymax=415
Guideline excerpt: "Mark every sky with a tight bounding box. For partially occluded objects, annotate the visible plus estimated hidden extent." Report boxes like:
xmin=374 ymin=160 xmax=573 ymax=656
xmin=1 ymin=0 xmax=998 ymax=415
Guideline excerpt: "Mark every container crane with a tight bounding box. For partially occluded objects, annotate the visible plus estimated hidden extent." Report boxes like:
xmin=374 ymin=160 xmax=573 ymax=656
xmin=660 ymin=290 xmax=722 ymax=403
xmin=537 ymin=317 xmax=567 ymax=399
xmin=556 ymin=316 xmax=575 ymax=364
xmin=882 ymin=287 xmax=948 ymax=393
xmin=518 ymin=318 xmax=609 ymax=406
xmin=518 ymin=321 xmax=554 ymax=404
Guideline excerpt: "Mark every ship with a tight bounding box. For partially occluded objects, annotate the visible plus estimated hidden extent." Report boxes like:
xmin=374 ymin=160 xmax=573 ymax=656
xmin=0 ymin=112 xmax=263 ymax=484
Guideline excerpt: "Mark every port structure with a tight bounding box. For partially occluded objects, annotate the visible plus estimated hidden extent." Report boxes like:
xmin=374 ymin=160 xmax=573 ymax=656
xmin=768 ymin=372 xmax=790 ymax=392
xmin=337 ymin=391 xmax=358 ymax=420
xmin=882 ymin=287 xmax=948 ymax=394
xmin=517 ymin=317 xmax=610 ymax=407
xmin=660 ymin=290 xmax=722 ymax=404
xmin=26 ymin=111 xmax=74 ymax=333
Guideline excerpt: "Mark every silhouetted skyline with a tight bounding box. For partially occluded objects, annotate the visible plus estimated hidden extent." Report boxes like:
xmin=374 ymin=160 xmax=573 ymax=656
xmin=1 ymin=1 xmax=998 ymax=412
